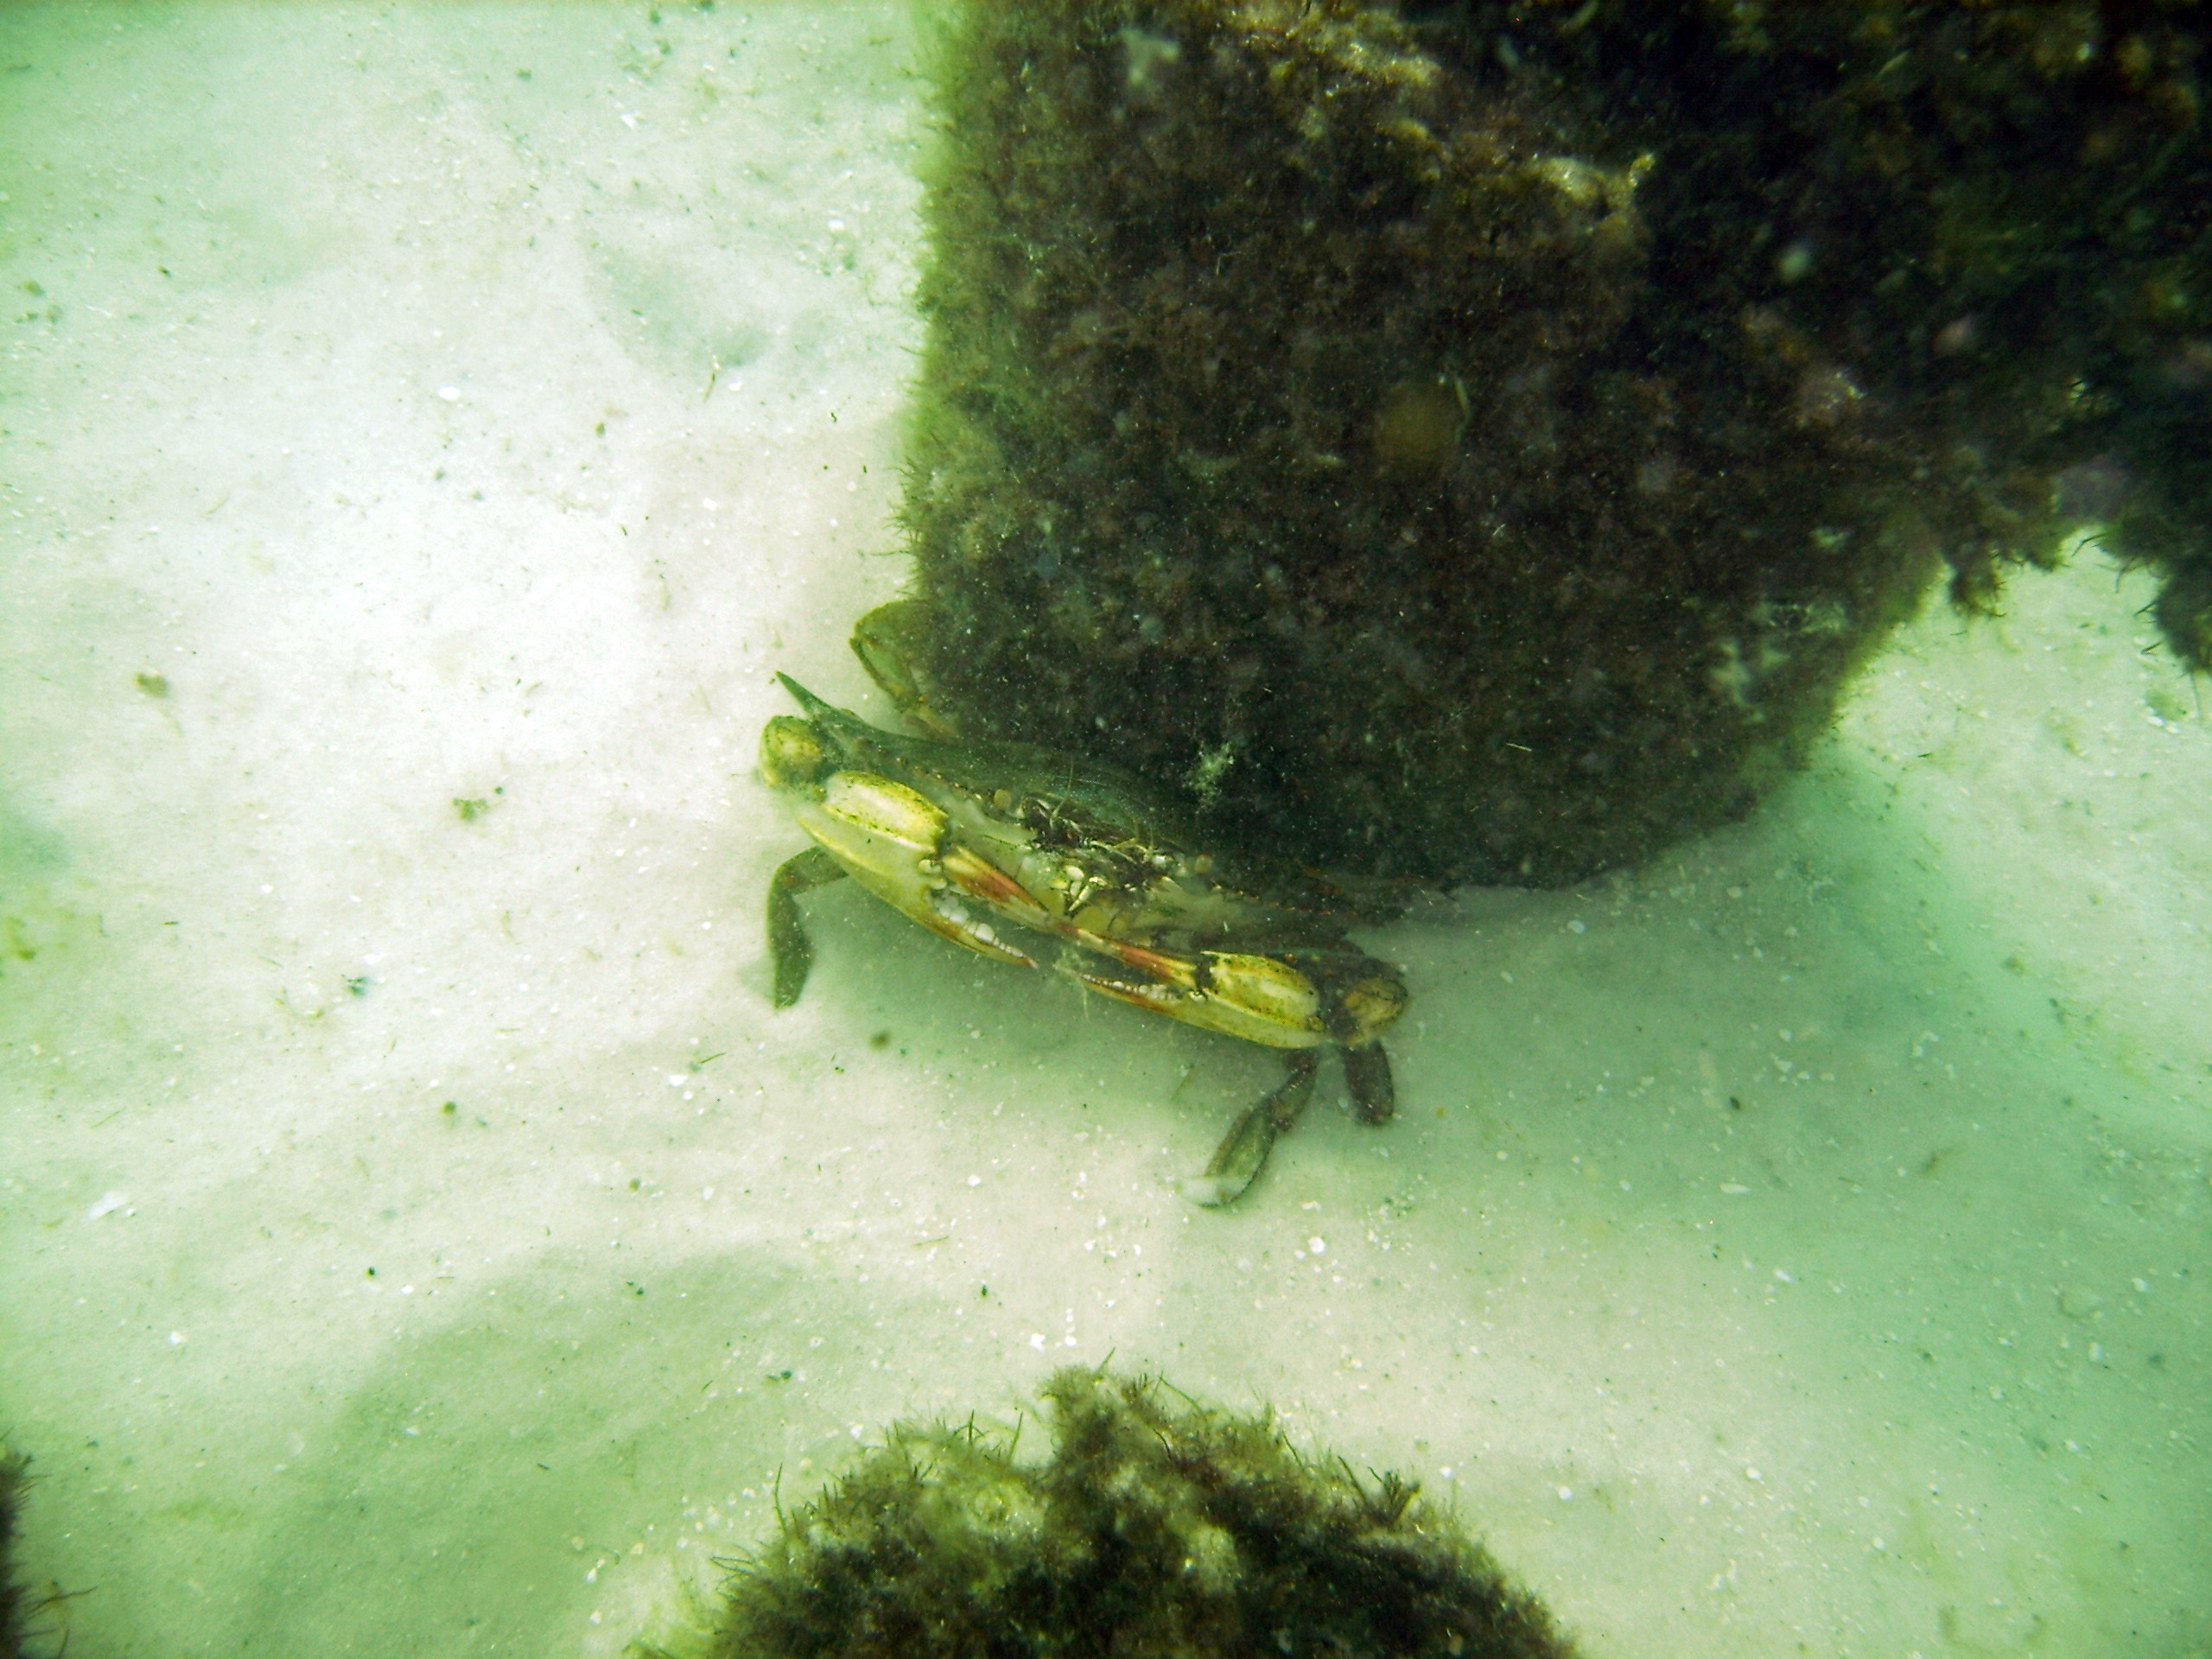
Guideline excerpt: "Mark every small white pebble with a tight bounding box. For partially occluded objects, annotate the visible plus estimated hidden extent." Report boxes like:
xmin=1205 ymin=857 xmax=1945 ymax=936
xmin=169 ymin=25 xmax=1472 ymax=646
xmin=1567 ymin=919 xmax=1586 ymax=934
xmin=1720 ymin=1183 xmax=1750 ymax=1195
xmin=1557 ymin=1486 xmax=1573 ymax=1502
xmin=1745 ymin=1467 xmax=1762 ymax=1481
xmin=436 ymin=385 xmax=461 ymax=402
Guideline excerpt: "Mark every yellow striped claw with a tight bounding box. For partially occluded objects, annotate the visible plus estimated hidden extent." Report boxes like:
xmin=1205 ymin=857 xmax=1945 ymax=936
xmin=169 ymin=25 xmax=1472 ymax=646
xmin=819 ymin=772 xmax=944 ymax=852
xmin=1063 ymin=950 xmax=1328 ymax=1049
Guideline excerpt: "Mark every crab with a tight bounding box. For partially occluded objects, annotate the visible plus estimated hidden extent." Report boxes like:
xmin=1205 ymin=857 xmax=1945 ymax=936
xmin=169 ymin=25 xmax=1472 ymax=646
xmin=760 ymin=605 xmax=1409 ymax=1205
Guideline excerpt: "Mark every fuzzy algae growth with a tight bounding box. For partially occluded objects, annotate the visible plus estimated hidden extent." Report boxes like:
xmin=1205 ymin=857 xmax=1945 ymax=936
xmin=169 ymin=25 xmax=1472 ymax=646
xmin=0 ymin=1449 xmax=43 ymax=1659
xmin=892 ymin=0 xmax=2210 ymax=887
xmin=675 ymin=1369 xmax=1573 ymax=1659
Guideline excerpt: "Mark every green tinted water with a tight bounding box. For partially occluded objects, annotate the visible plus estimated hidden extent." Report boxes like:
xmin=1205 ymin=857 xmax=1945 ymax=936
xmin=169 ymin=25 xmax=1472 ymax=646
xmin=0 ymin=7 xmax=2204 ymax=1656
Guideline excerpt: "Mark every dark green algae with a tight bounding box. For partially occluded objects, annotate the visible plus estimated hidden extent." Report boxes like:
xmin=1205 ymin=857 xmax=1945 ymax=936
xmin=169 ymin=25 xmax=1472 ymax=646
xmin=0 ymin=1449 xmax=45 ymax=1659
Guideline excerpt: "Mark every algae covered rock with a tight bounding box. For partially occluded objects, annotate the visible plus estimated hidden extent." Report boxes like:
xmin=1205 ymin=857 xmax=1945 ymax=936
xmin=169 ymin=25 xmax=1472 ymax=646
xmin=891 ymin=0 xmax=2209 ymax=886
xmin=686 ymin=1369 xmax=1575 ymax=1659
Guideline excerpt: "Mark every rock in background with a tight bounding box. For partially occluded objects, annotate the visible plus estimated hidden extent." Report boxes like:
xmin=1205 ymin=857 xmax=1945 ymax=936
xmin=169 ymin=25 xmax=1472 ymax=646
xmin=894 ymin=0 xmax=2209 ymax=886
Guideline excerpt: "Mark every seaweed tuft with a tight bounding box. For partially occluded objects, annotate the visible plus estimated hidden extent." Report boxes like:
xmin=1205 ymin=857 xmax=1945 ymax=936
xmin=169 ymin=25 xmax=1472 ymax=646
xmin=1 ymin=1447 xmax=50 ymax=1659
xmin=678 ymin=1368 xmax=1576 ymax=1659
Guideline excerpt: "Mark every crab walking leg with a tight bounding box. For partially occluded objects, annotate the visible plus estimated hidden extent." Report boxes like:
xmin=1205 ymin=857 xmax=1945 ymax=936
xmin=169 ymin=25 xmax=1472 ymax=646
xmin=1343 ymin=1042 xmax=1395 ymax=1124
xmin=767 ymin=845 xmax=848 ymax=1008
xmin=1189 ymin=1049 xmax=1323 ymax=1208
xmin=850 ymin=601 xmax=958 ymax=739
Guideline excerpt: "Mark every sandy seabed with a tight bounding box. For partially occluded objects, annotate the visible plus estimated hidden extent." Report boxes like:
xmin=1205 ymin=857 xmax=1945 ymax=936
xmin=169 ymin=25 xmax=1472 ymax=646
xmin=1 ymin=7 xmax=2206 ymax=1656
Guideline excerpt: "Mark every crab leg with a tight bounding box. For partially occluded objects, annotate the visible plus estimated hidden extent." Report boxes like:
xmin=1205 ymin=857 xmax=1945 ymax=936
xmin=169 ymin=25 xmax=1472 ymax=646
xmin=1343 ymin=1041 xmax=1395 ymax=1123
xmin=1189 ymin=1049 xmax=1322 ymax=1207
xmin=939 ymin=843 xmax=1058 ymax=933
xmin=767 ymin=845 xmax=848 ymax=1008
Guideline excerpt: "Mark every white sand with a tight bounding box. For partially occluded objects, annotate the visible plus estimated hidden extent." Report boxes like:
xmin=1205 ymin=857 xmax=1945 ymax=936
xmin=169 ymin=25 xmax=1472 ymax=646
xmin=1 ymin=6 xmax=2205 ymax=1656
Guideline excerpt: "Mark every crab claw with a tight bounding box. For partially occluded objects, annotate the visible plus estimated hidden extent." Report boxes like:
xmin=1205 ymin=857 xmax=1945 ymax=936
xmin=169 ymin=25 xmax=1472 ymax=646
xmin=1065 ymin=947 xmax=1332 ymax=1048
xmin=792 ymin=772 xmax=1035 ymax=969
